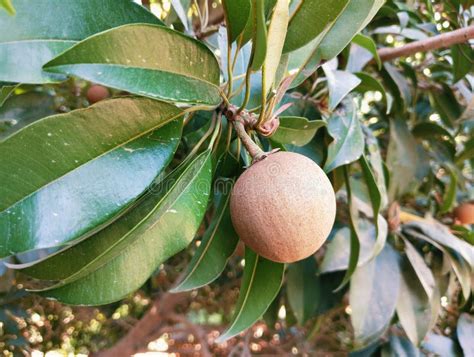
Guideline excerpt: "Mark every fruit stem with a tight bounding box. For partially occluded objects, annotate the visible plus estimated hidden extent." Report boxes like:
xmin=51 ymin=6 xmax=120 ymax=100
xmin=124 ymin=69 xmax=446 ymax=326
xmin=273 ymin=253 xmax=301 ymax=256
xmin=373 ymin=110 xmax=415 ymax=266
xmin=231 ymin=120 xmax=265 ymax=161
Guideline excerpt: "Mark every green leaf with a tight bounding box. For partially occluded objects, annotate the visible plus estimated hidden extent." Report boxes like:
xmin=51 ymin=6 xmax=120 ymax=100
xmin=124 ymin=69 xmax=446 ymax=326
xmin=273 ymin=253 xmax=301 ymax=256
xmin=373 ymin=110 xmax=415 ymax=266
xmin=403 ymin=238 xmax=435 ymax=300
xmin=271 ymin=116 xmax=325 ymax=146
xmin=350 ymin=244 xmax=400 ymax=348
xmin=250 ymin=0 xmax=268 ymax=71
xmin=411 ymin=122 xmax=455 ymax=143
xmin=382 ymin=63 xmax=411 ymax=112
xmin=0 ymin=84 xmax=17 ymax=107
xmin=396 ymin=256 xmax=432 ymax=346
xmin=324 ymin=99 xmax=364 ymax=173
xmin=44 ymin=24 xmax=221 ymax=106
xmin=35 ymin=151 xmax=213 ymax=305
xmin=323 ymin=66 xmax=361 ymax=110
xmin=283 ymin=0 xmax=349 ymax=53
xmin=171 ymin=180 xmax=239 ymax=292
xmin=0 ymin=0 xmax=15 ymax=15
xmin=429 ymin=84 xmax=462 ymax=128
xmin=0 ymin=0 xmax=162 ymax=83
xmin=360 ymin=155 xmax=385 ymax=258
xmin=0 ymin=97 xmax=183 ymax=257
xmin=403 ymin=221 xmax=473 ymax=269
xmin=387 ymin=119 xmax=428 ymax=200
xmin=16 ymin=158 xmax=189 ymax=281
xmin=216 ymin=247 xmax=284 ymax=342
xmin=262 ymin=0 xmax=289 ymax=95
xmin=352 ymin=34 xmax=381 ymax=69
xmin=0 ymin=91 xmax=56 ymax=140
xmin=317 ymin=0 xmax=385 ymax=61
xmin=451 ymin=44 xmax=474 ymax=83
xmin=286 ymin=257 xmax=320 ymax=325
xmin=334 ymin=167 xmax=361 ymax=291
xmin=223 ymin=0 xmax=251 ymax=43
xmin=320 ymin=217 xmax=387 ymax=273
xmin=405 ymin=226 xmax=472 ymax=301
xmin=440 ymin=167 xmax=457 ymax=214
xmin=363 ymin=125 xmax=388 ymax=209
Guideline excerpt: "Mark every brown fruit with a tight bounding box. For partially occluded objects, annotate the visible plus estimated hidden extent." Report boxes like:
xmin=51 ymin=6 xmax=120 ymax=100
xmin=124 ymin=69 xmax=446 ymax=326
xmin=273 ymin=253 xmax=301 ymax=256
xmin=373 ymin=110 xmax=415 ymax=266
xmin=86 ymin=85 xmax=110 ymax=104
xmin=230 ymin=151 xmax=336 ymax=263
xmin=454 ymin=202 xmax=474 ymax=225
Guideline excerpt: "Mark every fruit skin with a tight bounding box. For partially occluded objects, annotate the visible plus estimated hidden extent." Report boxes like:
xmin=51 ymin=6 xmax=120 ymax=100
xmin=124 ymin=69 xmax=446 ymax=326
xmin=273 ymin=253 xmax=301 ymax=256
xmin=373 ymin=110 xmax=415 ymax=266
xmin=230 ymin=151 xmax=336 ymax=263
xmin=86 ymin=85 xmax=110 ymax=104
xmin=454 ymin=202 xmax=474 ymax=225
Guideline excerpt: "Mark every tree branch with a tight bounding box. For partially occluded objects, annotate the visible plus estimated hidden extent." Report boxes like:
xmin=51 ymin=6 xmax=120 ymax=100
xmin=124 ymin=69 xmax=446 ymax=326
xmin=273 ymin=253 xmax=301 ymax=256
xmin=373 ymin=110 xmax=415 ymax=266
xmin=378 ymin=25 xmax=474 ymax=62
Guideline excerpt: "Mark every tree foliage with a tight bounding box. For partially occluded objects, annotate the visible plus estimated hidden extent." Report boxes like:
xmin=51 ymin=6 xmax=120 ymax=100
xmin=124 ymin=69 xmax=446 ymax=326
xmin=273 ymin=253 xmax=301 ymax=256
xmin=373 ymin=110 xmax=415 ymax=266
xmin=0 ymin=0 xmax=473 ymax=355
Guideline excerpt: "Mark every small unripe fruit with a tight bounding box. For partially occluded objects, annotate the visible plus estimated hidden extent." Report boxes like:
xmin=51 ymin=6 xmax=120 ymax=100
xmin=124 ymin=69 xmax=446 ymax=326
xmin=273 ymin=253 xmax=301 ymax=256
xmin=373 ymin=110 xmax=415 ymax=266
xmin=230 ymin=152 xmax=336 ymax=263
xmin=86 ymin=85 xmax=110 ymax=104
xmin=454 ymin=202 xmax=474 ymax=225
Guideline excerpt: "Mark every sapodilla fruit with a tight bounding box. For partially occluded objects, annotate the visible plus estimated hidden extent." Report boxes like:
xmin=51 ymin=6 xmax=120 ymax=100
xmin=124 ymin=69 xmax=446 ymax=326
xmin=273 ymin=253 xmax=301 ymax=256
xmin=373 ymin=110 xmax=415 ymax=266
xmin=454 ymin=202 xmax=474 ymax=225
xmin=230 ymin=151 xmax=336 ymax=263
xmin=86 ymin=85 xmax=110 ymax=104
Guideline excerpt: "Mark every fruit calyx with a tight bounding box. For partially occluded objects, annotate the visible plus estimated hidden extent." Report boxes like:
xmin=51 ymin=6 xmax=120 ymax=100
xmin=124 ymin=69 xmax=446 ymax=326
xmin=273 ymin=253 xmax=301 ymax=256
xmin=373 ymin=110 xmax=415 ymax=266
xmin=222 ymin=104 xmax=280 ymax=163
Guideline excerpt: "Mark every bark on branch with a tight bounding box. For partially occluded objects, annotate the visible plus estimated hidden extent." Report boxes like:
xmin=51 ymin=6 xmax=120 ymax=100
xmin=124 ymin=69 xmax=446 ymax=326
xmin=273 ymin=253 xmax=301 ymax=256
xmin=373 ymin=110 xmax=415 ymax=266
xmin=378 ymin=25 xmax=474 ymax=62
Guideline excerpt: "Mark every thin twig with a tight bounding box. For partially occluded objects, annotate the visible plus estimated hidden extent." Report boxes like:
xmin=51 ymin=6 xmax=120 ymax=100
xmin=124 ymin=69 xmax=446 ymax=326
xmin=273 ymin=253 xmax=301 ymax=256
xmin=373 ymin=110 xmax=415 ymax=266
xmin=378 ymin=25 xmax=474 ymax=62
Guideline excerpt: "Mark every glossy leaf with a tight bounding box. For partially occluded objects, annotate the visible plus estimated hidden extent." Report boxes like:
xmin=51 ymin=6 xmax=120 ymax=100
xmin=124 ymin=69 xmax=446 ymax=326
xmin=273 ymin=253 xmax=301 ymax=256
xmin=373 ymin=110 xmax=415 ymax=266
xmin=0 ymin=97 xmax=183 ymax=257
xmin=16 ymin=158 xmax=190 ymax=281
xmin=352 ymin=34 xmax=381 ymax=69
xmin=283 ymin=0 xmax=348 ymax=53
xmin=0 ymin=0 xmax=162 ymax=83
xmin=223 ymin=0 xmax=251 ymax=43
xmin=216 ymin=248 xmax=284 ymax=342
xmin=286 ymin=257 xmax=320 ymax=325
xmin=271 ymin=116 xmax=325 ymax=146
xmin=44 ymin=24 xmax=221 ymax=106
xmin=323 ymin=65 xmax=361 ymax=110
xmin=0 ymin=91 xmax=56 ymax=140
xmin=324 ymin=99 xmax=364 ymax=173
xmin=262 ymin=0 xmax=289 ymax=95
xmin=250 ymin=0 xmax=268 ymax=71
xmin=396 ymin=257 xmax=432 ymax=346
xmin=350 ymin=244 xmax=400 ymax=348
xmin=317 ymin=0 xmax=385 ymax=61
xmin=172 ymin=181 xmax=239 ymax=292
xmin=35 ymin=151 xmax=213 ymax=305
